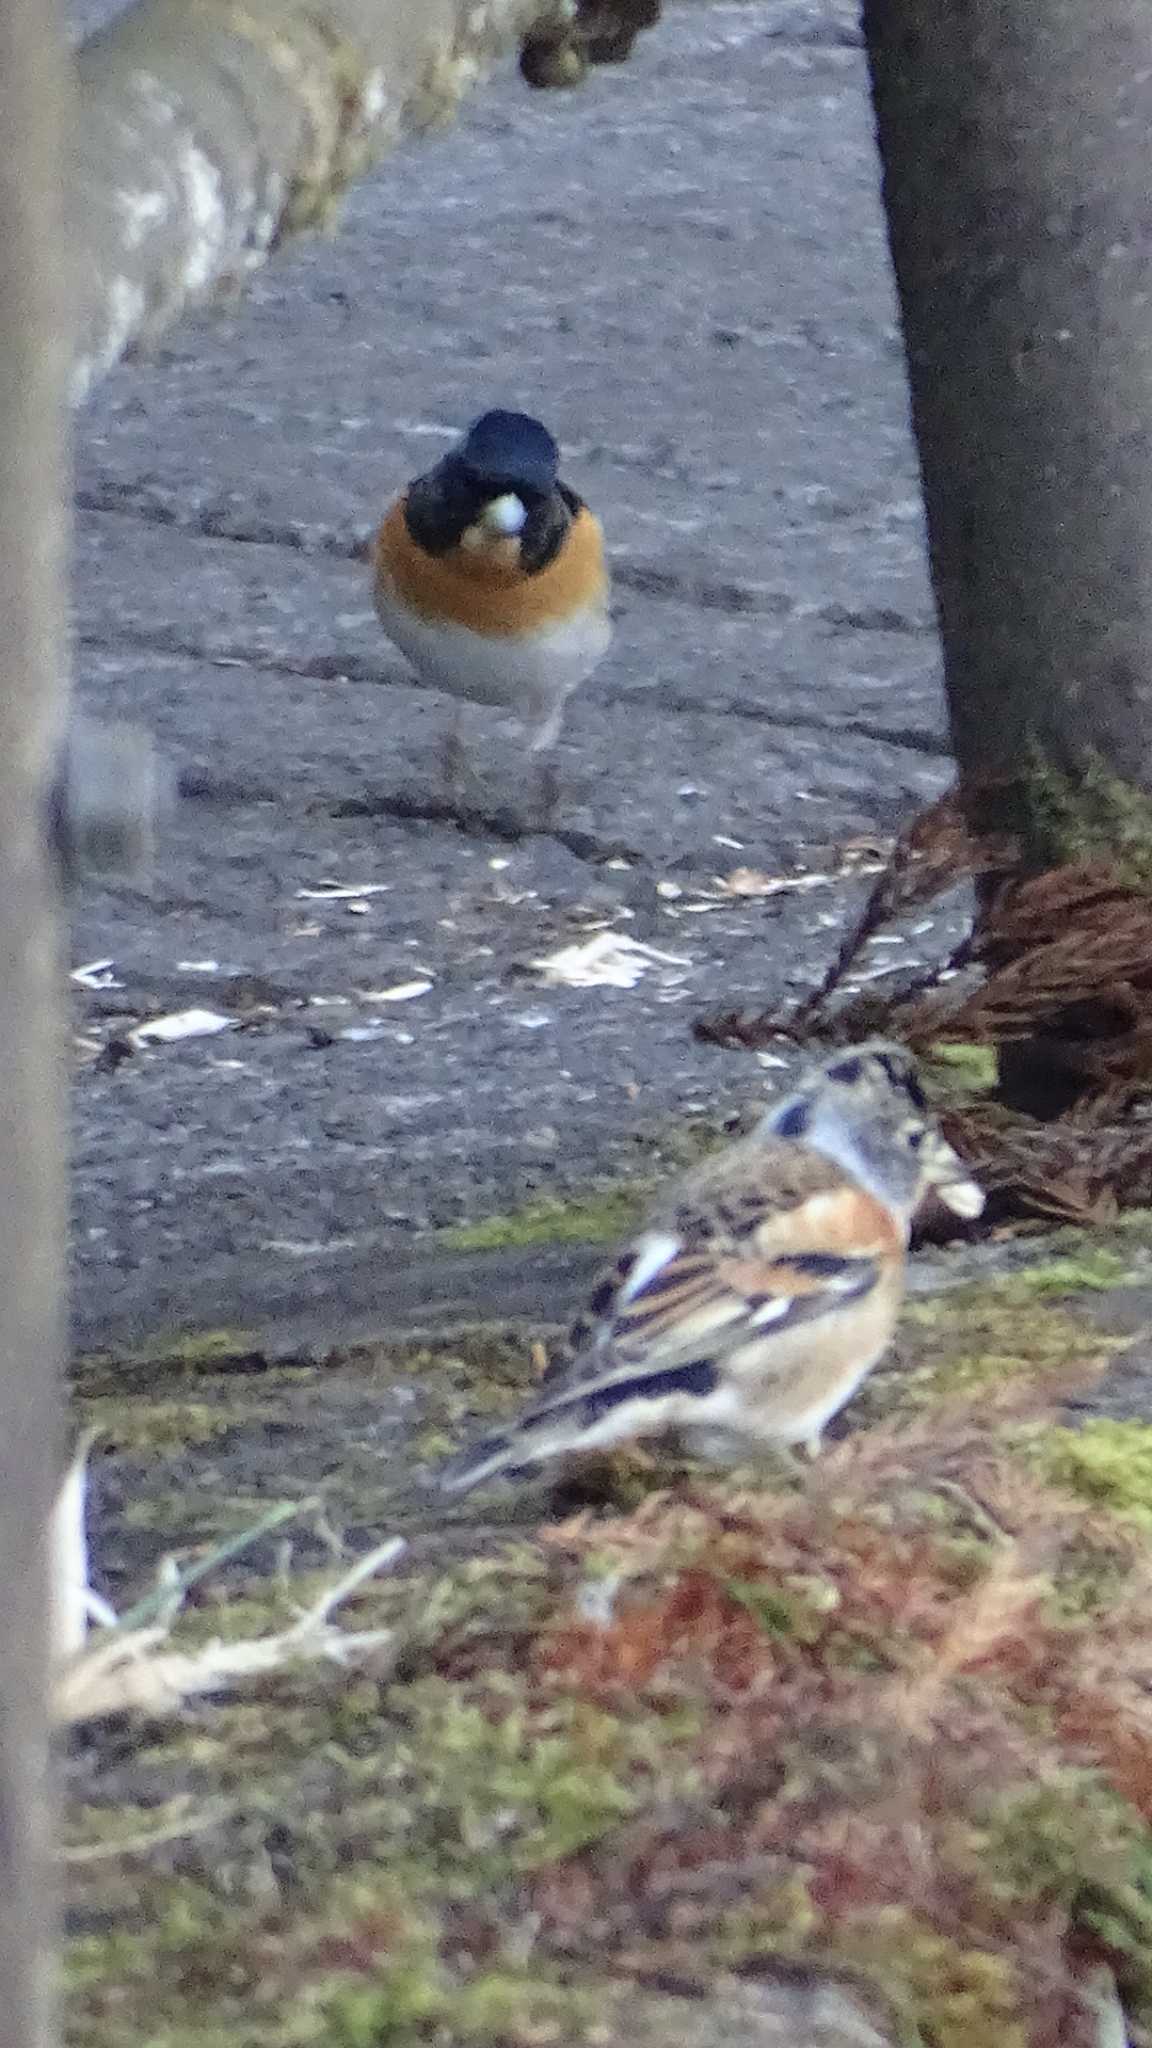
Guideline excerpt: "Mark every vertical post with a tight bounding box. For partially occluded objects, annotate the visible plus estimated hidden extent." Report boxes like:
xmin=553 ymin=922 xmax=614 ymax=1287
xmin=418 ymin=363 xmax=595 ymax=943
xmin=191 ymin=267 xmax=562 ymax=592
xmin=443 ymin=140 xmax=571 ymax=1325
xmin=0 ymin=0 xmax=69 ymax=2040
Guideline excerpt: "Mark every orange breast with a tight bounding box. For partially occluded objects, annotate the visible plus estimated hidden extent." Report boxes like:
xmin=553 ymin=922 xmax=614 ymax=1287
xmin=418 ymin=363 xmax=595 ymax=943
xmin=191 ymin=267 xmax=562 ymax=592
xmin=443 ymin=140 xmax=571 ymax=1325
xmin=374 ymin=498 xmax=608 ymax=639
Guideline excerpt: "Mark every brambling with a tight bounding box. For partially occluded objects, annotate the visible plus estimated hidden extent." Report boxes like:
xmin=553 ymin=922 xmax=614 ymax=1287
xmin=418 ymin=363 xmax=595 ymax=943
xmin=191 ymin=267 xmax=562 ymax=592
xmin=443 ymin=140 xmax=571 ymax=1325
xmin=438 ymin=1042 xmax=984 ymax=1495
xmin=372 ymin=411 xmax=611 ymax=791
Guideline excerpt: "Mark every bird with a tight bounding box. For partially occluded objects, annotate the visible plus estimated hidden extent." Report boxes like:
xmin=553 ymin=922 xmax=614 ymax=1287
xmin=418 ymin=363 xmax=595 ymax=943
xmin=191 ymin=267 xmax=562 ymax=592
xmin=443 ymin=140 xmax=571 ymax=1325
xmin=372 ymin=411 xmax=611 ymax=801
xmin=437 ymin=1041 xmax=984 ymax=1496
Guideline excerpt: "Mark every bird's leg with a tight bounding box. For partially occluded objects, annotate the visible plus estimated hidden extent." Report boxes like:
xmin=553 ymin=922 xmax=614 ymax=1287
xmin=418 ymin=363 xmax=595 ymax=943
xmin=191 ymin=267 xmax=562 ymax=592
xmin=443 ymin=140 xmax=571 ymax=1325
xmin=440 ymin=711 xmax=496 ymax=821
xmin=525 ymin=696 xmax=566 ymax=826
xmin=439 ymin=711 xmax=468 ymax=803
xmin=529 ymin=754 xmax=561 ymax=826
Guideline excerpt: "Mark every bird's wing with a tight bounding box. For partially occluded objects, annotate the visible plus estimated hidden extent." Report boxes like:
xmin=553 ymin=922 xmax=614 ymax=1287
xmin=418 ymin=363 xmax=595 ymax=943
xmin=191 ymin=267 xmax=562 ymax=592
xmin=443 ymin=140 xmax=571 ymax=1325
xmin=529 ymin=1170 xmax=901 ymax=1418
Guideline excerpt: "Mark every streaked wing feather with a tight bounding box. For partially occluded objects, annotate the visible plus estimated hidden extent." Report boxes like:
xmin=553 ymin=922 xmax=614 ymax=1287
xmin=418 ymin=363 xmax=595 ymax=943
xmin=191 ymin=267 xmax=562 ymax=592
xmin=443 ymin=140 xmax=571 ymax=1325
xmin=526 ymin=1242 xmax=882 ymax=1422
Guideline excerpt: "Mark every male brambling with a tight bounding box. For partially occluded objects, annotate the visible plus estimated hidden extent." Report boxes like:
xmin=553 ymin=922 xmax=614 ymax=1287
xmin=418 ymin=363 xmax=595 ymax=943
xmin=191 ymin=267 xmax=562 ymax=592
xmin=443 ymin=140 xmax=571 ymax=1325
xmin=373 ymin=411 xmax=611 ymax=788
xmin=438 ymin=1041 xmax=984 ymax=1495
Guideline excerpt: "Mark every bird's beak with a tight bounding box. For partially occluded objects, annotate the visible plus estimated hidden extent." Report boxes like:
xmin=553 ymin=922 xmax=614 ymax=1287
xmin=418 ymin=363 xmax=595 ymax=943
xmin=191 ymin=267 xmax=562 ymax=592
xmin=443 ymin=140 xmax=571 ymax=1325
xmin=920 ymin=1131 xmax=985 ymax=1219
xmin=481 ymin=493 xmax=527 ymax=537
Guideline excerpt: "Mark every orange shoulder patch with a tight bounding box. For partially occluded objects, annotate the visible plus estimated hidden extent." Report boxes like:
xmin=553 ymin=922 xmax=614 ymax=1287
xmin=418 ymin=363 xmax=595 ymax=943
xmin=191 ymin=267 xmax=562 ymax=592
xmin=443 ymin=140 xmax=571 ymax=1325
xmin=374 ymin=498 xmax=608 ymax=639
xmin=756 ymin=1186 xmax=905 ymax=1263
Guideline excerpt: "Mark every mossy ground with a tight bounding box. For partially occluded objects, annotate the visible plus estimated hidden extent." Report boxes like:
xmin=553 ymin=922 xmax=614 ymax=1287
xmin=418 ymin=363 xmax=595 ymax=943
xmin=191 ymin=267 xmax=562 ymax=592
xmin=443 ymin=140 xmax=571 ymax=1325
xmin=435 ymin=1187 xmax=651 ymax=1255
xmin=65 ymin=1217 xmax=1152 ymax=2047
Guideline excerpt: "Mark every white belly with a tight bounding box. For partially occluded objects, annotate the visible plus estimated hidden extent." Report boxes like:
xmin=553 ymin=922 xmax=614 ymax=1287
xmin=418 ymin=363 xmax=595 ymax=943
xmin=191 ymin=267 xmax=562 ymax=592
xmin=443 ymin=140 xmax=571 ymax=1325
xmin=374 ymin=586 xmax=612 ymax=751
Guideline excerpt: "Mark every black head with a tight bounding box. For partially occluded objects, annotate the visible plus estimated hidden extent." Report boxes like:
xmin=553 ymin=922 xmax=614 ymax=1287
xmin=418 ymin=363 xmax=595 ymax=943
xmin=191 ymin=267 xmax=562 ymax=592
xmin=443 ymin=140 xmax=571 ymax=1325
xmin=404 ymin=411 xmax=575 ymax=573
xmin=458 ymin=411 xmax=560 ymax=494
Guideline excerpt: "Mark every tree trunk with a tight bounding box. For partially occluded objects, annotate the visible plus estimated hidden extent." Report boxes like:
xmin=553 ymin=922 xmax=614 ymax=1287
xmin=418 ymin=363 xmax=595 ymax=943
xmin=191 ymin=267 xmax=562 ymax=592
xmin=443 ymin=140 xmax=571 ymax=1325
xmin=864 ymin=0 xmax=1152 ymax=877
xmin=0 ymin=0 xmax=69 ymax=2041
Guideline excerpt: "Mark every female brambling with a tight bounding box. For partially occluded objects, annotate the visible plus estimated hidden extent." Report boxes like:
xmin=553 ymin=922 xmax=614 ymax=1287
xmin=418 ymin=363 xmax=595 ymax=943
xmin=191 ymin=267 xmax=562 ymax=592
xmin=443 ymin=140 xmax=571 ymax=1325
xmin=438 ymin=1042 xmax=984 ymax=1495
xmin=373 ymin=411 xmax=611 ymax=774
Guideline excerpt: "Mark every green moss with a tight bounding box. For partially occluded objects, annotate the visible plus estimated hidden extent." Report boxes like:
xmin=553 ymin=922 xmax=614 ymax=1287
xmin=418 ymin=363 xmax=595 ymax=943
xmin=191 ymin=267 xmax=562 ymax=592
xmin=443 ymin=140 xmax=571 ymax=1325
xmin=1038 ymin=1419 xmax=1152 ymax=1527
xmin=432 ymin=1111 xmax=746 ymax=1259
xmin=411 ymin=1332 xmax=541 ymax=1398
xmin=324 ymin=1966 xmax=592 ymax=2047
xmin=980 ymin=1777 xmax=1152 ymax=2006
xmin=73 ymin=1326 xmax=270 ymax=1394
xmin=923 ymin=1042 xmax=1000 ymax=1096
xmin=1001 ymin=1249 xmax=1133 ymax=1294
xmin=151 ymin=1327 xmax=257 ymax=1365
xmin=392 ymin=1681 xmax=648 ymax=1881
xmin=77 ymin=1399 xmax=243 ymax=1453
xmin=833 ymin=1911 xmax=1027 ymax=2048
xmin=879 ymin=1279 xmax=1108 ymax=1412
xmin=63 ymin=1640 xmax=669 ymax=2044
xmin=436 ymin=1187 xmax=647 ymax=1254
xmin=409 ymin=1336 xmax=552 ymax=1458
xmin=1104 ymin=1207 xmax=1152 ymax=1242
xmin=722 ymin=1570 xmax=841 ymax=1643
xmin=880 ymin=1237 xmax=1152 ymax=1414
xmin=1020 ymin=743 xmax=1152 ymax=887
xmin=323 ymin=1945 xmax=604 ymax=2048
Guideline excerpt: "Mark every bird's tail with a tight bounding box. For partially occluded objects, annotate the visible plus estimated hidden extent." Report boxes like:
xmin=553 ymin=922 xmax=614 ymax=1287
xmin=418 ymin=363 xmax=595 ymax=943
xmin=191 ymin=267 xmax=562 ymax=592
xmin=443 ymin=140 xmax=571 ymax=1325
xmin=437 ymin=1356 xmax=725 ymax=1496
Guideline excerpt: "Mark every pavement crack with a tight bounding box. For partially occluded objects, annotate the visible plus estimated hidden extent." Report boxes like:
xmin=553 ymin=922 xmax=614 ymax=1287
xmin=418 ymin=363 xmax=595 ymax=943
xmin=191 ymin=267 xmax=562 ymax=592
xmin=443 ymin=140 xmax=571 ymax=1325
xmin=75 ymin=481 xmax=371 ymax=562
xmin=768 ymin=20 xmax=863 ymax=49
xmin=609 ymin=679 xmax=950 ymax=757
xmin=612 ymin=562 xmax=797 ymax=619
xmin=79 ymin=623 xmax=386 ymax=687
xmin=330 ymin=787 xmax=642 ymax=862
xmin=79 ymin=624 xmax=949 ymax=760
xmin=77 ymin=482 xmax=933 ymax=631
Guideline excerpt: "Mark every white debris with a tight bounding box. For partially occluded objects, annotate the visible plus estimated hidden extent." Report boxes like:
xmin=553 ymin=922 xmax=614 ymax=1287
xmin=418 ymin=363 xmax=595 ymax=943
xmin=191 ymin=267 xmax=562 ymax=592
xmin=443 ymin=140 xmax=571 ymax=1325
xmin=531 ymin=931 xmax=692 ymax=990
xmin=54 ymin=1538 xmax=404 ymax=1726
xmin=360 ymin=979 xmax=433 ymax=1003
xmin=50 ymin=1435 xmax=96 ymax=1664
xmin=716 ymin=867 xmax=832 ymax=899
xmin=296 ymin=881 xmax=392 ymax=901
xmin=129 ymin=1008 xmax=236 ymax=1047
xmin=50 ymin=1458 xmax=406 ymax=1728
xmin=1079 ymin=1968 xmax=1129 ymax=2048
xmin=71 ymin=959 xmax=122 ymax=990
xmin=575 ymin=1571 xmax=624 ymax=1627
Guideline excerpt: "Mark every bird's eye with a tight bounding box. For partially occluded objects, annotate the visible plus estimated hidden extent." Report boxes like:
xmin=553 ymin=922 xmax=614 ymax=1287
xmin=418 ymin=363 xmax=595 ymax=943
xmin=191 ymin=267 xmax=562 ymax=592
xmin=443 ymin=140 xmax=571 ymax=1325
xmin=906 ymin=1126 xmax=926 ymax=1150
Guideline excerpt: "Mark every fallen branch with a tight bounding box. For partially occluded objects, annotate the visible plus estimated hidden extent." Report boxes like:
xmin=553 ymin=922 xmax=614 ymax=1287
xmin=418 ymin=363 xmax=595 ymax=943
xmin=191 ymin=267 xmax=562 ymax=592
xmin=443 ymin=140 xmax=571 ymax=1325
xmin=73 ymin=0 xmax=661 ymax=397
xmin=50 ymin=1441 xmax=405 ymax=1726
